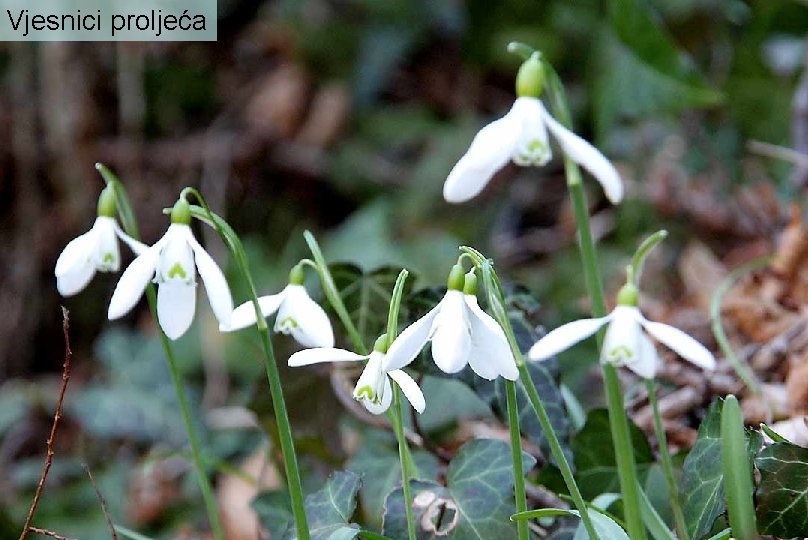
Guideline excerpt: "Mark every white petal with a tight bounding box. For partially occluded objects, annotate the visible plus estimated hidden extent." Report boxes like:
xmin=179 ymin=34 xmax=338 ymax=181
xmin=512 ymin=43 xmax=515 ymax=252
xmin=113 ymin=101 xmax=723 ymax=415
xmin=56 ymin=261 xmax=96 ymax=297
xmin=55 ymin=228 xmax=95 ymax=277
xmin=625 ymin=333 xmax=659 ymax=379
xmin=540 ymin=102 xmax=624 ymax=204
xmin=186 ymin=229 xmax=233 ymax=327
xmin=354 ymin=352 xmax=391 ymax=414
xmin=362 ymin=376 xmax=393 ymax=415
xmin=528 ymin=315 xmax=612 ymax=360
xmin=288 ymin=347 xmax=367 ymax=367
xmin=113 ymin=221 xmax=148 ymax=255
xmin=511 ymin=97 xmax=552 ymax=166
xmin=383 ymin=300 xmax=443 ymax=372
xmin=600 ymin=306 xmax=643 ymax=367
xmin=92 ymin=217 xmax=121 ymax=272
xmin=388 ymin=369 xmax=426 ymax=413
xmin=277 ymin=285 xmax=334 ymax=348
xmin=221 ymin=292 xmax=286 ymax=332
xmin=465 ymin=296 xmax=518 ymax=380
xmin=108 ymin=246 xmax=160 ymax=319
xmin=443 ymin=104 xmax=523 ymax=203
xmin=431 ymin=291 xmax=472 ymax=373
xmin=157 ymin=280 xmax=197 ymax=340
xmin=640 ymin=318 xmax=716 ymax=371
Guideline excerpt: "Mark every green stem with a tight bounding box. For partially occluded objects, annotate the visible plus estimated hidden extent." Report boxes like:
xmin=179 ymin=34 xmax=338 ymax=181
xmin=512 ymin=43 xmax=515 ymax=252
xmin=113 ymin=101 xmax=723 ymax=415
xmin=566 ymin=151 xmax=645 ymax=540
xmin=145 ymin=287 xmax=224 ymax=540
xmin=518 ymin=364 xmax=598 ymax=539
xmin=646 ymin=380 xmax=688 ymax=540
xmin=392 ymin=386 xmax=417 ymax=540
xmin=720 ymin=396 xmax=757 ymax=540
xmin=182 ymin=202 xmax=310 ymax=540
xmin=505 ymin=381 xmax=529 ymax=540
xmin=602 ymin=364 xmax=645 ymax=540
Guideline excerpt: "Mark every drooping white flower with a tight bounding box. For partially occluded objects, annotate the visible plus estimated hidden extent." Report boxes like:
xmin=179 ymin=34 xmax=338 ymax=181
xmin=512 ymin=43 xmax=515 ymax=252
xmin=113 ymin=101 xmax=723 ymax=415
xmin=221 ymin=282 xmax=334 ymax=348
xmin=107 ymin=199 xmax=233 ymax=340
xmin=528 ymin=305 xmax=716 ymax=379
xmin=382 ymin=266 xmax=518 ymax=381
xmin=288 ymin=340 xmax=425 ymax=415
xmin=55 ymin=216 xmax=147 ymax=297
xmin=443 ymin=54 xmax=622 ymax=205
xmin=55 ymin=186 xmax=147 ymax=297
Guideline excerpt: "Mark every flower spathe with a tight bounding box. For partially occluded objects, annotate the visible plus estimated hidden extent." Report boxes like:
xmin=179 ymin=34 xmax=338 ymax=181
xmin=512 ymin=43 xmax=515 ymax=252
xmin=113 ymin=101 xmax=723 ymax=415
xmin=55 ymin=216 xmax=147 ymax=297
xmin=528 ymin=305 xmax=716 ymax=379
xmin=107 ymin=222 xmax=233 ymax=340
xmin=443 ymin=96 xmax=623 ymax=205
xmin=382 ymin=288 xmax=519 ymax=381
xmin=221 ymin=284 xmax=334 ymax=348
xmin=288 ymin=347 xmax=425 ymax=415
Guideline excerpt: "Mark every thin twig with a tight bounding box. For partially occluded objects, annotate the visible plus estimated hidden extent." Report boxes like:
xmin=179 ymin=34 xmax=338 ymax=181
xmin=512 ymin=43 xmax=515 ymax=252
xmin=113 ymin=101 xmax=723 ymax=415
xmin=84 ymin=463 xmax=118 ymax=540
xmin=19 ymin=308 xmax=72 ymax=540
xmin=747 ymin=140 xmax=808 ymax=168
xmin=28 ymin=527 xmax=73 ymax=540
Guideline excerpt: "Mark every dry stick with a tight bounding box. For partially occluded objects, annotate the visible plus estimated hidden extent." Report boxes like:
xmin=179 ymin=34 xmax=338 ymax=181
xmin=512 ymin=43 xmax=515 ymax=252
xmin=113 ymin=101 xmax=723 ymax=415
xmin=19 ymin=307 xmax=72 ymax=540
xmin=28 ymin=527 xmax=72 ymax=540
xmin=84 ymin=464 xmax=118 ymax=540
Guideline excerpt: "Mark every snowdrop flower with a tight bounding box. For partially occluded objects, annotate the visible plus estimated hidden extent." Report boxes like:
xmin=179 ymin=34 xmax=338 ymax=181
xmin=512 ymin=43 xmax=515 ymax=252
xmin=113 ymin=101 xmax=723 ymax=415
xmin=55 ymin=186 xmax=147 ymax=296
xmin=382 ymin=265 xmax=518 ymax=381
xmin=288 ymin=335 xmax=425 ymax=415
xmin=221 ymin=264 xmax=334 ymax=348
xmin=443 ymin=53 xmax=622 ymax=205
xmin=107 ymin=198 xmax=233 ymax=340
xmin=528 ymin=284 xmax=716 ymax=379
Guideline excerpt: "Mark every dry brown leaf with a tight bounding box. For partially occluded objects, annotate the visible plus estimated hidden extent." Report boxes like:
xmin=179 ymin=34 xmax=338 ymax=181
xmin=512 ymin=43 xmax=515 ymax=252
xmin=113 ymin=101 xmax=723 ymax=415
xmin=219 ymin=445 xmax=282 ymax=540
xmin=296 ymin=82 xmax=350 ymax=149
xmin=786 ymin=351 xmax=808 ymax=415
xmin=677 ymin=241 xmax=727 ymax=313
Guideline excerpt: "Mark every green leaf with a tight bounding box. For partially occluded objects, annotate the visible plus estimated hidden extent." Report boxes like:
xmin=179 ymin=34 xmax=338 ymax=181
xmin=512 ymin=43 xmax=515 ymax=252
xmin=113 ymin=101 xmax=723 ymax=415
xmin=680 ymin=401 xmax=725 ymax=539
xmin=572 ymin=409 xmax=653 ymax=500
xmin=329 ymin=263 xmax=414 ymax=346
xmin=252 ymin=491 xmax=293 ymax=540
xmin=299 ymin=470 xmax=363 ymax=540
xmin=346 ymin=432 xmax=440 ymax=528
xmin=382 ymin=439 xmax=536 ymax=539
xmin=512 ymin=505 xmax=629 ymax=540
xmin=592 ymin=0 xmax=722 ymax=138
xmin=755 ymin=442 xmax=808 ymax=537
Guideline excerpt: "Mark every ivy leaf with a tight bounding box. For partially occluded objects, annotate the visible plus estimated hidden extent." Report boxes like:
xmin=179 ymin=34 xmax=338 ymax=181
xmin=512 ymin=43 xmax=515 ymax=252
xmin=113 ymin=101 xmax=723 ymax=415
xmin=252 ymin=491 xmax=293 ymax=540
xmin=329 ymin=263 xmax=414 ymax=345
xmin=347 ymin=432 xmax=440 ymax=528
xmin=571 ymin=409 xmax=653 ymax=500
xmin=755 ymin=442 xmax=808 ymax=537
xmin=680 ymin=401 xmax=724 ymax=539
xmin=382 ymin=439 xmax=536 ymax=539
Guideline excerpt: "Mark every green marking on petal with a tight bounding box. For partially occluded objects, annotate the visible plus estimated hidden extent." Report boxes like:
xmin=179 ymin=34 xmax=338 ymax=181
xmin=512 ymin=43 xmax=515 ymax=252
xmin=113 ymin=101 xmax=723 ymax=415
xmin=103 ymin=252 xmax=115 ymax=264
xmin=278 ymin=317 xmax=298 ymax=330
xmin=607 ymin=345 xmax=633 ymax=361
xmin=168 ymin=262 xmax=187 ymax=279
xmin=354 ymin=385 xmax=374 ymax=401
xmin=527 ymin=139 xmax=545 ymax=153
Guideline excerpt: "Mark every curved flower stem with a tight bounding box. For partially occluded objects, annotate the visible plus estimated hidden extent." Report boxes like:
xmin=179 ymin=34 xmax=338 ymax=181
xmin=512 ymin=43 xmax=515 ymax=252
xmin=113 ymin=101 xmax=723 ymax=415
xmin=545 ymin=58 xmax=646 ymax=538
xmin=392 ymin=386 xmax=417 ymax=540
xmin=303 ymin=231 xmax=416 ymax=475
xmin=646 ymin=380 xmax=688 ymax=540
xmin=182 ymin=202 xmax=310 ymax=540
xmin=145 ymin=288 xmax=225 ymax=540
xmin=469 ymin=258 xmax=598 ymax=539
xmin=505 ymin=381 xmax=529 ymax=540
xmin=98 ymin=166 xmax=224 ymax=540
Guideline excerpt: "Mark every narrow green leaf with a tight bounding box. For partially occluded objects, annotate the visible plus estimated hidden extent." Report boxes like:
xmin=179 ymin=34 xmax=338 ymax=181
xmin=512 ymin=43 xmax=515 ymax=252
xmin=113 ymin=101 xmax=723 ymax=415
xmin=637 ymin=480 xmax=677 ymax=540
xmin=759 ymin=422 xmax=790 ymax=444
xmin=720 ymin=395 xmax=757 ymax=540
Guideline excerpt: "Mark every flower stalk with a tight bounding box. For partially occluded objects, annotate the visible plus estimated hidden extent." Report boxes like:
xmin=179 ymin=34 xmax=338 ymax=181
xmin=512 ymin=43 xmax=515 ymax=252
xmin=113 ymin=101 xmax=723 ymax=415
xmin=97 ymin=168 xmax=224 ymax=540
xmin=181 ymin=195 xmax=310 ymax=540
xmin=646 ymin=380 xmax=688 ymax=539
xmin=542 ymin=60 xmax=647 ymax=539
xmin=460 ymin=249 xmax=598 ymax=539
xmin=505 ymin=380 xmax=529 ymax=540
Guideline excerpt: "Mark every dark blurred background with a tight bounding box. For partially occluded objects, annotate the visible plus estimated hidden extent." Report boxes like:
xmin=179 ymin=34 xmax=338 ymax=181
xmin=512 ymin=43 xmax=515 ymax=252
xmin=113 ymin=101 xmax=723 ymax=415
xmin=2 ymin=0 xmax=808 ymax=537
